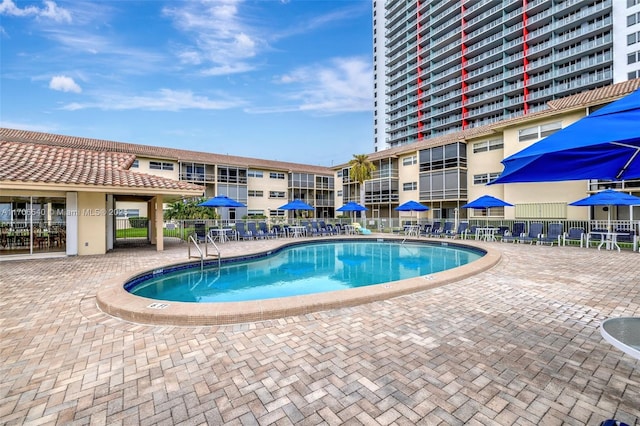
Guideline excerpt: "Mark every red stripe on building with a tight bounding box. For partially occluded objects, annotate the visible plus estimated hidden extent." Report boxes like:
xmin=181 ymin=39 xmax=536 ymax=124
xmin=461 ymin=4 xmax=468 ymax=129
xmin=523 ymin=0 xmax=529 ymax=114
xmin=417 ymin=2 xmax=423 ymax=140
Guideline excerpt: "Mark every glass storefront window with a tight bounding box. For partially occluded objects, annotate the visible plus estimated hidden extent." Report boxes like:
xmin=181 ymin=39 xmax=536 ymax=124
xmin=0 ymin=196 xmax=66 ymax=255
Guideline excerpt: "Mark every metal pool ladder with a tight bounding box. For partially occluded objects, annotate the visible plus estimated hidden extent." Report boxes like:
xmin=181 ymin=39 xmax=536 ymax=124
xmin=188 ymin=234 xmax=221 ymax=271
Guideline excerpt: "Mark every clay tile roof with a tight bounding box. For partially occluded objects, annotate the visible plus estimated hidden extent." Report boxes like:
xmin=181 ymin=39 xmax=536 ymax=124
xmin=0 ymin=141 xmax=204 ymax=192
xmin=0 ymin=128 xmax=333 ymax=175
xmin=546 ymin=79 xmax=640 ymax=110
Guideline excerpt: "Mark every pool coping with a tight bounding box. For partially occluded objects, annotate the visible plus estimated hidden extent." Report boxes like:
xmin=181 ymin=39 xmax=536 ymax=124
xmin=96 ymin=237 xmax=501 ymax=326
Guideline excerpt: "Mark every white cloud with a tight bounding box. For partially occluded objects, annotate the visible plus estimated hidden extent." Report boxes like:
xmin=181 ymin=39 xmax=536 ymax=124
xmin=49 ymin=75 xmax=82 ymax=93
xmin=250 ymin=57 xmax=373 ymax=114
xmin=162 ymin=0 xmax=262 ymax=76
xmin=0 ymin=0 xmax=71 ymax=23
xmin=61 ymin=88 xmax=244 ymax=112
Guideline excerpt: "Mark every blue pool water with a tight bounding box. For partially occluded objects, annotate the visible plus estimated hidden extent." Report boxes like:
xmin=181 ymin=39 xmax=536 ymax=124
xmin=127 ymin=240 xmax=483 ymax=303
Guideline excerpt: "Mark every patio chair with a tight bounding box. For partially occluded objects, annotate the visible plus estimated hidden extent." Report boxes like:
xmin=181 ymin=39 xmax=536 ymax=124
xmin=235 ymin=222 xmax=253 ymax=240
xmin=518 ymin=222 xmax=544 ymax=244
xmin=614 ymin=229 xmax=637 ymax=251
xmin=586 ymin=228 xmax=608 ymax=248
xmin=325 ymin=223 xmax=339 ymax=235
xmin=271 ymin=225 xmax=286 ymax=238
xmin=538 ymin=223 xmax=563 ymax=246
xmin=440 ymin=221 xmax=454 ymax=238
xmin=495 ymin=226 xmax=510 ymax=240
xmin=193 ymin=222 xmax=207 ymax=243
xmin=312 ymin=221 xmax=329 ymax=236
xmin=419 ymin=224 xmax=432 ymax=237
xmin=258 ymin=222 xmax=277 ymax=239
xmin=248 ymin=222 xmax=267 ymax=239
xmin=447 ymin=222 xmax=469 ymax=239
xmin=562 ymin=227 xmax=584 ymax=247
xmin=501 ymin=222 xmax=525 ymax=243
xmin=429 ymin=221 xmax=443 ymax=237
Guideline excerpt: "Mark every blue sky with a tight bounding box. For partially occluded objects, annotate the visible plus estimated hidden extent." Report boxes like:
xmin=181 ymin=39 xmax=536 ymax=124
xmin=0 ymin=0 xmax=373 ymax=166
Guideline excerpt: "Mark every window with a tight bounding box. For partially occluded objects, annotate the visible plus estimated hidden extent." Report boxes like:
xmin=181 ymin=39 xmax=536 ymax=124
xmin=540 ymin=122 xmax=562 ymax=138
xmin=269 ymin=209 xmax=285 ymax=217
xmin=130 ymin=159 xmax=139 ymax=168
xmin=402 ymin=155 xmax=417 ymax=166
xmin=629 ymin=70 xmax=640 ymax=80
xmin=337 ymin=190 xmax=343 ymax=197
xmin=149 ymin=161 xmax=174 ymax=170
xmin=248 ymin=170 xmax=263 ymax=178
xmin=473 ymin=139 xmax=503 ymax=153
xmin=473 ymin=172 xmax=501 ymax=185
xmin=116 ymin=209 xmax=140 ymax=218
xmin=269 ymin=191 xmax=286 ymax=198
xmin=270 ymin=172 xmax=285 ymax=180
xmin=247 ymin=210 xmax=264 ymax=217
xmin=248 ymin=190 xmax=263 ymax=197
xmin=518 ymin=122 xmax=561 ymax=142
xmin=630 ymin=0 xmax=640 ymax=7
xmin=629 ymin=52 xmax=638 ymax=65
xmin=403 ymin=182 xmax=417 ymax=191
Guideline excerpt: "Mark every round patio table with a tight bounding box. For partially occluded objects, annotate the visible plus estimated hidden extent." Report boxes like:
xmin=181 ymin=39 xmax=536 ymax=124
xmin=600 ymin=317 xmax=640 ymax=361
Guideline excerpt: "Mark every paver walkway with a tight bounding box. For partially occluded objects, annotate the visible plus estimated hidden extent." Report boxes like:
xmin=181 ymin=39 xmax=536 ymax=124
xmin=1 ymin=237 xmax=639 ymax=425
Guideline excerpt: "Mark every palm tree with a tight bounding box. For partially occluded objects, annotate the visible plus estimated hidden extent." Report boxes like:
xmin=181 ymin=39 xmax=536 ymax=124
xmin=348 ymin=154 xmax=376 ymax=223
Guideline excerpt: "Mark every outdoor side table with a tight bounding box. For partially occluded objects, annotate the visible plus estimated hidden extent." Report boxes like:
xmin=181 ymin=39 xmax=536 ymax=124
xmin=600 ymin=317 xmax=640 ymax=361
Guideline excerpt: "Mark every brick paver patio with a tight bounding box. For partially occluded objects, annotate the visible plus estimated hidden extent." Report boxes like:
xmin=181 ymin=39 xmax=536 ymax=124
xmin=1 ymin=237 xmax=639 ymax=425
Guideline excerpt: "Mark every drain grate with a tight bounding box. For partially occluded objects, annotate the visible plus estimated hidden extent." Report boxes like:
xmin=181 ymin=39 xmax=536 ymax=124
xmin=147 ymin=303 xmax=170 ymax=309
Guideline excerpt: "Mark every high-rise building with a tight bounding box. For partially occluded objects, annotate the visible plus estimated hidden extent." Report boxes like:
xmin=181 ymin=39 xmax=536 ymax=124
xmin=373 ymin=0 xmax=640 ymax=152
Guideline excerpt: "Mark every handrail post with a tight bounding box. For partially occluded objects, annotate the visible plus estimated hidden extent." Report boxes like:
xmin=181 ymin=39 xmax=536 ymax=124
xmin=188 ymin=234 xmax=204 ymax=271
xmin=206 ymin=234 xmax=221 ymax=268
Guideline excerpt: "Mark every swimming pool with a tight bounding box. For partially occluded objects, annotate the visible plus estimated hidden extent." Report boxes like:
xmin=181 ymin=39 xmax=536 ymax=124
xmin=126 ymin=240 xmax=483 ymax=303
xmin=97 ymin=238 xmax=499 ymax=325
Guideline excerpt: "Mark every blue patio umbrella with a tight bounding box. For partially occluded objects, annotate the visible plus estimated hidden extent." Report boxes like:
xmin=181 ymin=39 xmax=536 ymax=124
xmin=277 ymin=199 xmax=314 ymax=211
xmin=461 ymin=195 xmax=513 ymax=209
xmin=198 ymin=195 xmax=245 ymax=208
xmin=198 ymin=195 xmax=246 ymax=227
xmin=491 ymin=87 xmax=640 ymax=184
xmin=395 ymin=200 xmax=429 ymax=212
xmin=569 ymin=189 xmax=640 ymax=230
xmin=395 ymin=200 xmax=429 ymax=222
xmin=277 ymin=199 xmax=314 ymax=223
xmin=336 ymin=201 xmax=368 ymax=212
xmin=462 ymin=195 xmax=513 ymax=226
xmin=337 ymin=201 xmax=368 ymax=221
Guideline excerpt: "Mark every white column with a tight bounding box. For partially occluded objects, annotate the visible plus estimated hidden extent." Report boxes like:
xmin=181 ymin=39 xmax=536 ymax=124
xmin=66 ymin=192 xmax=78 ymax=255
